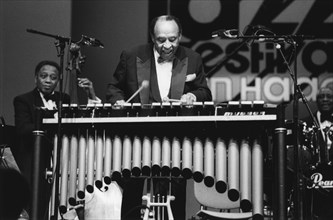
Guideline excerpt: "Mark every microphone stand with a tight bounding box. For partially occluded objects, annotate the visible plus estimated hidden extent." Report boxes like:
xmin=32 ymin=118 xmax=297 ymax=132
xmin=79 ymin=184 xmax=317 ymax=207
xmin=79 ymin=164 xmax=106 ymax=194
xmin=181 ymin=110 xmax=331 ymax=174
xmin=214 ymin=32 xmax=314 ymax=219
xmin=206 ymin=34 xmax=314 ymax=79
xmin=31 ymin=107 xmax=46 ymax=220
xmin=27 ymin=29 xmax=70 ymax=220
xmin=214 ymin=33 xmax=290 ymax=219
xmin=274 ymin=37 xmax=319 ymax=220
xmin=53 ymin=36 xmax=67 ymax=220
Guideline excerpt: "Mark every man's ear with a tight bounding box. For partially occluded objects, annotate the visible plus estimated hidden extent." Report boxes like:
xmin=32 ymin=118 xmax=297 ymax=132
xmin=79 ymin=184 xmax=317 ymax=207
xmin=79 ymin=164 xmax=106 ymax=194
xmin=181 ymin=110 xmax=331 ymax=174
xmin=150 ymin=34 xmax=155 ymax=43
xmin=179 ymin=33 xmax=182 ymax=41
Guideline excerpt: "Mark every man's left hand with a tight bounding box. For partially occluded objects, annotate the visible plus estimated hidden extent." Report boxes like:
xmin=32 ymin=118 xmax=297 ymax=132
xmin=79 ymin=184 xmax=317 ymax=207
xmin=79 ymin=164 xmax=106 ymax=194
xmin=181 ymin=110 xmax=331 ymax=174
xmin=78 ymin=78 xmax=96 ymax=100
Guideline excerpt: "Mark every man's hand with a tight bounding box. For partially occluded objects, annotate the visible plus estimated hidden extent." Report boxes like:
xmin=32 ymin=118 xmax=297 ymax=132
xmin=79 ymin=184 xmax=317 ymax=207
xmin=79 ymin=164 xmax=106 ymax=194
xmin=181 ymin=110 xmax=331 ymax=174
xmin=78 ymin=78 xmax=96 ymax=100
xmin=114 ymin=100 xmax=126 ymax=107
xmin=180 ymin=93 xmax=196 ymax=105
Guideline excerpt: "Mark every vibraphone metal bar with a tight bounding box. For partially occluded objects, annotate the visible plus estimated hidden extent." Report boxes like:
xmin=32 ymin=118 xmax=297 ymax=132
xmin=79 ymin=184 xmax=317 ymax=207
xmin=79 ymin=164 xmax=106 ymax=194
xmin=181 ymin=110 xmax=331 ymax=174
xmin=43 ymin=101 xmax=277 ymax=124
xmin=42 ymin=101 xmax=278 ymax=218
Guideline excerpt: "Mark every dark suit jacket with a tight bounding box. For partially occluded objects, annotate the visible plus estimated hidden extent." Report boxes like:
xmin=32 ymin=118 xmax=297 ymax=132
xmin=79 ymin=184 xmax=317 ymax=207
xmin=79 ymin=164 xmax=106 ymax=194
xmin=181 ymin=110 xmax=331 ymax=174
xmin=12 ymin=88 xmax=70 ymax=218
xmin=13 ymin=88 xmax=70 ymax=174
xmin=107 ymin=44 xmax=211 ymax=219
xmin=106 ymin=44 xmax=212 ymax=104
xmin=13 ymin=88 xmax=70 ymax=153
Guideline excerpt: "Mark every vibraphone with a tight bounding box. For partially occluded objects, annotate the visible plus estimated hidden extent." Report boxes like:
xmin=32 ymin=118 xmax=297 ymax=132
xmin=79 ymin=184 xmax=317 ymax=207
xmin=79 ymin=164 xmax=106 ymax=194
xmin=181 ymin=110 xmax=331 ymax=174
xmin=43 ymin=101 xmax=277 ymax=218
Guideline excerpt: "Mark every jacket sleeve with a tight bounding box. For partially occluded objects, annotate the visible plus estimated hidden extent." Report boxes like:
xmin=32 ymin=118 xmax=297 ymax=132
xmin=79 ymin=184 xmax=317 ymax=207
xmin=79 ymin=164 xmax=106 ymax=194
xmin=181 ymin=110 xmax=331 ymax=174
xmin=184 ymin=54 xmax=212 ymax=102
xmin=106 ymin=51 xmax=128 ymax=104
xmin=13 ymin=96 xmax=35 ymax=137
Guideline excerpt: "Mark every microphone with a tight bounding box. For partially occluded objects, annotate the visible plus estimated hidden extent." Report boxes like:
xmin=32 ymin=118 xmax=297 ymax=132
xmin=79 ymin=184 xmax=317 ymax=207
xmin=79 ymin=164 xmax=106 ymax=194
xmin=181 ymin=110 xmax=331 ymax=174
xmin=125 ymin=80 xmax=149 ymax=103
xmin=211 ymin=29 xmax=239 ymax=38
xmin=81 ymin=35 xmax=104 ymax=48
xmin=257 ymin=34 xmax=285 ymax=43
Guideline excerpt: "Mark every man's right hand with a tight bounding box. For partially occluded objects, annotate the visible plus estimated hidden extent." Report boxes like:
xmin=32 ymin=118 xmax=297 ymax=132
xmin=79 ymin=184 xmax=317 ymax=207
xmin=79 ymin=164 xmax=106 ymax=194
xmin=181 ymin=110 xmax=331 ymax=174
xmin=114 ymin=100 xmax=126 ymax=106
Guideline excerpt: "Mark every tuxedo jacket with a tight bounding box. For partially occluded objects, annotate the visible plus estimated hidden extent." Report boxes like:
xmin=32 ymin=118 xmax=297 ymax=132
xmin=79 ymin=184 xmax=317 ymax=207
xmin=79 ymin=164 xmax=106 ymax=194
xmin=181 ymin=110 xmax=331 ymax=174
xmin=107 ymin=44 xmax=211 ymax=219
xmin=12 ymin=88 xmax=70 ymax=217
xmin=106 ymin=44 xmax=212 ymax=104
xmin=13 ymin=88 xmax=70 ymax=154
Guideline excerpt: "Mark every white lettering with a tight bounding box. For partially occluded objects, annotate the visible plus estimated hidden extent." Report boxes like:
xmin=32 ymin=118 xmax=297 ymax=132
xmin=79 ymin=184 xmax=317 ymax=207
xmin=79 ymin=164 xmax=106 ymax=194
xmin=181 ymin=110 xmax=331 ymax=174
xmin=224 ymin=112 xmax=232 ymax=116
xmin=308 ymin=172 xmax=333 ymax=189
xmin=223 ymin=111 xmax=266 ymax=116
xmin=211 ymin=76 xmax=332 ymax=103
xmin=241 ymin=77 xmax=261 ymax=100
xmin=321 ymin=76 xmax=333 ymax=88
xmin=209 ymin=77 xmax=232 ymax=102
xmin=264 ymin=77 xmax=289 ymax=102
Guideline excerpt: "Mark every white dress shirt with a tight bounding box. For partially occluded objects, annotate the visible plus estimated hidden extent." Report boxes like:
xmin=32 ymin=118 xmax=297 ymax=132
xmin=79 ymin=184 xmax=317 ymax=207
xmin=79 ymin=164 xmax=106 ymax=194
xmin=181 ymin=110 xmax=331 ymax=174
xmin=317 ymin=111 xmax=332 ymax=149
xmin=39 ymin=91 xmax=57 ymax=110
xmin=153 ymin=48 xmax=173 ymax=101
xmin=39 ymin=91 xmax=102 ymax=118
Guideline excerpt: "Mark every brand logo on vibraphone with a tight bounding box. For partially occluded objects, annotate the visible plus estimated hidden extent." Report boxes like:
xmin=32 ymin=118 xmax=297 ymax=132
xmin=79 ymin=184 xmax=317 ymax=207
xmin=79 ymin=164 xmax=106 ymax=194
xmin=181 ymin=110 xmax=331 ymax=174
xmin=223 ymin=111 xmax=266 ymax=116
xmin=308 ymin=173 xmax=333 ymax=189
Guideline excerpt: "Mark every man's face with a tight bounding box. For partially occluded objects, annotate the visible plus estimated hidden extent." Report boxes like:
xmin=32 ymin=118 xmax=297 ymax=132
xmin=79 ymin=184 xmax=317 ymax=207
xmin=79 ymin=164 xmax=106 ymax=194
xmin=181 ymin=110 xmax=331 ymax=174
xmin=35 ymin=65 xmax=59 ymax=95
xmin=152 ymin=19 xmax=182 ymax=60
xmin=317 ymin=88 xmax=333 ymax=113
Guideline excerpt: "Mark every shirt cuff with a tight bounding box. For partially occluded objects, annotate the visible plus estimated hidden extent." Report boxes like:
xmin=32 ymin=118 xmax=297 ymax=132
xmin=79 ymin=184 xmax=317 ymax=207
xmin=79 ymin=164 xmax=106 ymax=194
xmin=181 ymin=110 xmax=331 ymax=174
xmin=88 ymin=96 xmax=102 ymax=104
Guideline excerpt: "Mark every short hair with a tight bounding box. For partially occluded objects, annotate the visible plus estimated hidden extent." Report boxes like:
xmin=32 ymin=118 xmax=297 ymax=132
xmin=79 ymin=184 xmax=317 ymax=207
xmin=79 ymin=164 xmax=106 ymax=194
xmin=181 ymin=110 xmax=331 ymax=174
xmin=34 ymin=60 xmax=60 ymax=76
xmin=149 ymin=15 xmax=183 ymax=38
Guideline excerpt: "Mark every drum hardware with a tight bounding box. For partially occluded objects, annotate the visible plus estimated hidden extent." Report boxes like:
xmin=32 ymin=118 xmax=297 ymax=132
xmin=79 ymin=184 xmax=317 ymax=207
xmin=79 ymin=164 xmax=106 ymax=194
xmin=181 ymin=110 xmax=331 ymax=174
xmin=286 ymin=163 xmax=333 ymax=220
xmin=142 ymin=192 xmax=175 ymax=220
xmin=46 ymin=169 xmax=53 ymax=183
xmin=327 ymin=124 xmax=333 ymax=142
xmin=286 ymin=188 xmax=294 ymax=217
xmin=300 ymin=121 xmax=333 ymax=168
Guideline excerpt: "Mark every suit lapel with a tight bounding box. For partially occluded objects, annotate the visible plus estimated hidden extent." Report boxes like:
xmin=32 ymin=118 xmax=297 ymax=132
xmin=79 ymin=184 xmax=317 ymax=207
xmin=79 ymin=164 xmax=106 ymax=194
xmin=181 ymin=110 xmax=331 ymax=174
xmin=137 ymin=57 xmax=151 ymax=104
xmin=149 ymin=60 xmax=162 ymax=102
xmin=137 ymin=44 xmax=164 ymax=103
xmin=33 ymin=88 xmax=44 ymax=107
xmin=170 ymin=57 xmax=188 ymax=99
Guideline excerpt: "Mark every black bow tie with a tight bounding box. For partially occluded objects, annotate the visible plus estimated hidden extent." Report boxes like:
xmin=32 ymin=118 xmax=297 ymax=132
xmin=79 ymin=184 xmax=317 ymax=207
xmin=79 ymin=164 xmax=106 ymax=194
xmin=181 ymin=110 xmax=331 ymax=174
xmin=157 ymin=56 xmax=175 ymax=63
xmin=44 ymin=94 xmax=56 ymax=102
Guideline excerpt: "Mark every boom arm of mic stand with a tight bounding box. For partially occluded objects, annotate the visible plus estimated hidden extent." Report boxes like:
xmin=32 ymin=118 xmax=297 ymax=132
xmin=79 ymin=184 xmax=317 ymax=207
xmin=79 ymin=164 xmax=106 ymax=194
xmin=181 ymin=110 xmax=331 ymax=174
xmin=235 ymin=34 xmax=315 ymax=41
xmin=26 ymin=28 xmax=70 ymax=43
xmin=205 ymin=34 xmax=314 ymax=78
xmin=206 ymin=39 xmax=249 ymax=78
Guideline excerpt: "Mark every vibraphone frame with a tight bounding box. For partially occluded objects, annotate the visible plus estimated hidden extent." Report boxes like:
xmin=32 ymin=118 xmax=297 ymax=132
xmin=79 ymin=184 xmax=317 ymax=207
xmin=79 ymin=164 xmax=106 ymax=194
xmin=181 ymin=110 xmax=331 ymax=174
xmin=38 ymin=102 xmax=286 ymax=219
